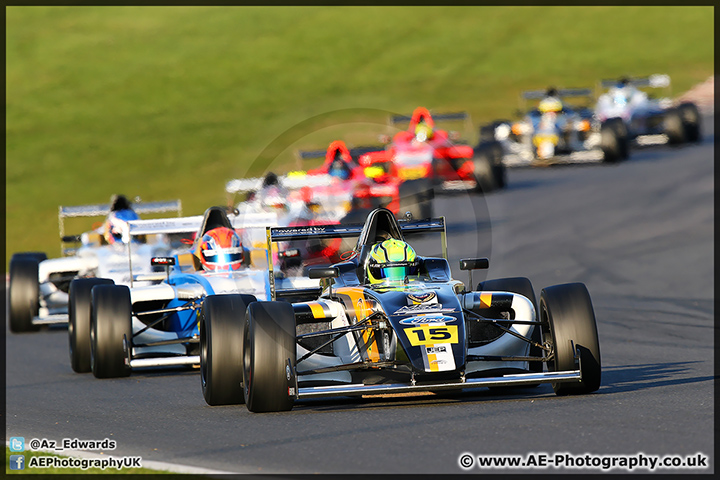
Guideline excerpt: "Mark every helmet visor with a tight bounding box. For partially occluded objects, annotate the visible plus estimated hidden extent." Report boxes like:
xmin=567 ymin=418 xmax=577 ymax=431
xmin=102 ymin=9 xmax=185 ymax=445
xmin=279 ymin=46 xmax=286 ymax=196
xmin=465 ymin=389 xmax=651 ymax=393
xmin=202 ymin=247 xmax=244 ymax=266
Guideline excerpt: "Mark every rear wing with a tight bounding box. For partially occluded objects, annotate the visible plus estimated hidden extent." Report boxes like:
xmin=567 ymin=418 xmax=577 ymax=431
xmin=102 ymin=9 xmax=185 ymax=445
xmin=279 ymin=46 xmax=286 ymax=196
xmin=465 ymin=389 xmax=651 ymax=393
xmin=296 ymin=145 xmax=384 ymax=162
xmin=599 ymin=74 xmax=671 ymax=90
xmin=521 ymin=88 xmax=593 ymax=100
xmin=58 ymin=199 xmax=182 ymax=255
xmin=390 ymin=111 xmax=468 ymax=124
xmin=225 ymin=173 xmax=335 ymax=201
xmin=265 ymin=217 xmax=447 ymax=300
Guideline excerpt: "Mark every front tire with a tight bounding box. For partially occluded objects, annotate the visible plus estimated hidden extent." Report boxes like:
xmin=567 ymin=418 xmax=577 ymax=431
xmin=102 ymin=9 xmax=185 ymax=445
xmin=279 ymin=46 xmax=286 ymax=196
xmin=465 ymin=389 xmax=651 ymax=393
xmin=8 ymin=255 xmax=43 ymax=333
xmin=200 ymin=294 xmax=257 ymax=406
xmin=69 ymin=277 xmax=114 ymax=373
xmin=663 ymin=108 xmax=686 ymax=145
xmin=91 ymin=285 xmax=132 ymax=378
xmin=243 ymin=302 xmax=296 ymax=413
xmin=600 ymin=121 xmax=621 ymax=163
xmin=539 ymin=283 xmax=601 ymax=395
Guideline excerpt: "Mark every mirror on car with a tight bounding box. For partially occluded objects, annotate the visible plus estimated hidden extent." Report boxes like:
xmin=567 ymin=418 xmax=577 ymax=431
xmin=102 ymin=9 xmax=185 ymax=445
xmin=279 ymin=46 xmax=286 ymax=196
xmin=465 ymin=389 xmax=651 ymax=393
xmin=459 ymin=258 xmax=489 ymax=271
xmin=308 ymin=267 xmax=340 ymax=279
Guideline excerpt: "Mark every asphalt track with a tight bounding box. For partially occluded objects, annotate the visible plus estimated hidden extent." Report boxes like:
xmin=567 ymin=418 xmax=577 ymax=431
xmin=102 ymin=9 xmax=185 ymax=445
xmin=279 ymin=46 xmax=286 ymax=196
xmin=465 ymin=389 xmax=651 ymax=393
xmin=5 ymin=115 xmax=714 ymax=474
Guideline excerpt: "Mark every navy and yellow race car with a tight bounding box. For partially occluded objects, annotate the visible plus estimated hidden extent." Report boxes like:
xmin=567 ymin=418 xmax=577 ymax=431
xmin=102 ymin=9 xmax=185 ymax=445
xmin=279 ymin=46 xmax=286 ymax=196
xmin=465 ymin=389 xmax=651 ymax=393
xmin=200 ymin=208 xmax=601 ymax=412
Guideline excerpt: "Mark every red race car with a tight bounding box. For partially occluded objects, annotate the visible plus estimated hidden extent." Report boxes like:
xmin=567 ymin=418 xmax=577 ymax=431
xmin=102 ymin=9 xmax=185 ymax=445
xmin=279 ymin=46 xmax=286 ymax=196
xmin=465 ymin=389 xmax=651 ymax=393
xmin=298 ymin=139 xmax=434 ymax=222
xmin=358 ymin=107 xmax=506 ymax=194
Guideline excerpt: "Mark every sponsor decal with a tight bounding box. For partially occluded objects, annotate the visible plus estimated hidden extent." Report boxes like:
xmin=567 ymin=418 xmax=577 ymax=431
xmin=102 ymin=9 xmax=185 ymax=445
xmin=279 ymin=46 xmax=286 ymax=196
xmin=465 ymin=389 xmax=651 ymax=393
xmin=426 ymin=346 xmax=447 ymax=354
xmin=393 ymin=304 xmax=456 ymax=315
xmin=406 ymin=291 xmax=437 ymax=304
xmin=399 ymin=314 xmax=456 ymax=325
xmin=405 ymin=325 xmax=459 ymax=347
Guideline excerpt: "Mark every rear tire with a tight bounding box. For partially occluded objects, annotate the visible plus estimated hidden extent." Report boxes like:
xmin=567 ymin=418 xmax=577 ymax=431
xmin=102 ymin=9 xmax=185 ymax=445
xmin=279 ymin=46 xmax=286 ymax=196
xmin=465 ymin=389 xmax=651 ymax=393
xmin=663 ymin=108 xmax=686 ymax=145
xmin=471 ymin=145 xmax=499 ymax=194
xmin=606 ymin=118 xmax=629 ymax=160
xmin=398 ymin=179 xmax=434 ymax=220
xmin=600 ymin=121 xmax=621 ymax=163
xmin=677 ymin=102 xmax=701 ymax=143
xmin=69 ymin=277 xmax=114 ymax=373
xmin=9 ymin=255 xmax=42 ymax=333
xmin=91 ymin=285 xmax=132 ymax=378
xmin=200 ymin=294 xmax=257 ymax=406
xmin=243 ymin=302 xmax=296 ymax=413
xmin=539 ymin=283 xmax=601 ymax=395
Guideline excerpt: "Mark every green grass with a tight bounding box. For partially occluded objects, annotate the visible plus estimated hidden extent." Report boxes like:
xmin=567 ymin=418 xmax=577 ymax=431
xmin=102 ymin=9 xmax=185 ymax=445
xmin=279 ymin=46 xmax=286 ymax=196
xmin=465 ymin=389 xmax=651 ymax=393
xmin=5 ymin=447 xmax=203 ymax=475
xmin=6 ymin=6 xmax=714 ymax=263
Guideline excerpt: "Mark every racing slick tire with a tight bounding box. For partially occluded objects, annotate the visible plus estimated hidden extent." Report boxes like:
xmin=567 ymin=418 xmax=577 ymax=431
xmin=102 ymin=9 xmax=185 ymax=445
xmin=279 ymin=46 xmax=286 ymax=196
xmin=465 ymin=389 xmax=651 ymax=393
xmin=605 ymin=118 xmax=630 ymax=160
xmin=200 ymin=294 xmax=257 ymax=406
xmin=398 ymin=179 xmax=434 ymax=220
xmin=471 ymin=144 xmax=503 ymax=194
xmin=599 ymin=121 xmax=622 ymax=163
xmin=539 ymin=283 xmax=601 ymax=395
xmin=478 ymin=277 xmax=542 ymax=375
xmin=662 ymin=108 xmax=686 ymax=145
xmin=243 ymin=301 xmax=297 ymax=413
xmin=69 ymin=277 xmax=115 ymax=373
xmin=677 ymin=102 xmax=701 ymax=143
xmin=12 ymin=251 xmax=48 ymax=263
xmin=8 ymin=255 xmax=44 ymax=333
xmin=91 ymin=285 xmax=132 ymax=378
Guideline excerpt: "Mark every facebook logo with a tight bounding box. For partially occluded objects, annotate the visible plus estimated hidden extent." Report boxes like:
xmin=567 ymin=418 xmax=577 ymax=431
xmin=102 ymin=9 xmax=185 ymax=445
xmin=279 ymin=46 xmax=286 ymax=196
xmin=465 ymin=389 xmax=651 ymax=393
xmin=9 ymin=437 xmax=24 ymax=452
xmin=9 ymin=455 xmax=25 ymax=470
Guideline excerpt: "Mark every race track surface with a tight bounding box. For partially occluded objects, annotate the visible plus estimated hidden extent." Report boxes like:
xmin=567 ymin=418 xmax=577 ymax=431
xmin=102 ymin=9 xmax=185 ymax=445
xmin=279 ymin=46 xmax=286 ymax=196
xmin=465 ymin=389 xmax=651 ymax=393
xmin=5 ymin=115 xmax=714 ymax=474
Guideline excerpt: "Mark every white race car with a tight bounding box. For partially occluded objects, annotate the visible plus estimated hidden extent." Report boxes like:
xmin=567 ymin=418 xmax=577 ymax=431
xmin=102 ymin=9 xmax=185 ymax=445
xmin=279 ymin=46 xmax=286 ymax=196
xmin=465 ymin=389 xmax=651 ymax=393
xmin=8 ymin=197 xmax=183 ymax=333
xmin=595 ymin=74 xmax=701 ymax=147
xmin=69 ymin=206 xmax=319 ymax=377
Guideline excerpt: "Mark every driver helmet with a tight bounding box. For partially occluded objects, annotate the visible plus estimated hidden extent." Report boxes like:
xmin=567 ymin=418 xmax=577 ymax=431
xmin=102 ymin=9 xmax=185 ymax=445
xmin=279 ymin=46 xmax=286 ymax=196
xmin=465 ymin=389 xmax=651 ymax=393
xmin=414 ymin=121 xmax=434 ymax=142
xmin=328 ymin=151 xmax=351 ymax=180
xmin=366 ymin=238 xmax=420 ymax=284
xmin=197 ymin=227 xmax=244 ymax=272
xmin=103 ymin=209 xmax=139 ymax=245
xmin=538 ymin=96 xmax=563 ymax=114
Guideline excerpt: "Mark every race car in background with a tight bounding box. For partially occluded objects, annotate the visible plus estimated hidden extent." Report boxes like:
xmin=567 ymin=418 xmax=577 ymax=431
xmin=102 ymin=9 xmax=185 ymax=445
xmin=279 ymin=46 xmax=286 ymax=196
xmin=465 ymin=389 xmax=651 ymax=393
xmin=68 ymin=205 xmax=316 ymax=378
xmin=359 ymin=107 xmax=506 ymax=194
xmin=199 ymin=207 xmax=601 ymax=412
xmin=479 ymin=88 xmax=629 ymax=167
xmin=8 ymin=196 xmax=184 ymax=333
xmin=595 ymin=74 xmax=701 ymax=146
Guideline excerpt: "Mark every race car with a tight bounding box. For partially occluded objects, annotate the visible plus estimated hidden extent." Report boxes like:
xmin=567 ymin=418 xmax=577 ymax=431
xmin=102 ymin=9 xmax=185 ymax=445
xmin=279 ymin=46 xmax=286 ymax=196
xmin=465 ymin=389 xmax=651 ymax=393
xmin=297 ymin=139 xmax=435 ymax=222
xmin=358 ymin=107 xmax=506 ymax=193
xmin=479 ymin=88 xmax=629 ymax=167
xmin=68 ymin=205 xmax=317 ymax=378
xmin=8 ymin=196 xmax=184 ymax=333
xmin=199 ymin=207 xmax=601 ymax=412
xmin=595 ymin=74 xmax=701 ymax=147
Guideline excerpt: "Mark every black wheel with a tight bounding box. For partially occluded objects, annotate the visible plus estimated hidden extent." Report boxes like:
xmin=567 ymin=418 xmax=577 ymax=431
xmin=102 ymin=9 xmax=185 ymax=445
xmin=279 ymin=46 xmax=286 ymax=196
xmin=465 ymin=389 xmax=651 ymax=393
xmin=12 ymin=252 xmax=48 ymax=263
xmin=606 ymin=118 xmax=630 ymax=160
xmin=69 ymin=277 xmax=114 ymax=373
xmin=478 ymin=277 xmax=542 ymax=376
xmin=539 ymin=283 xmax=601 ymax=395
xmin=398 ymin=179 xmax=434 ymax=220
xmin=8 ymin=255 xmax=42 ymax=333
xmin=471 ymin=146 xmax=497 ymax=194
xmin=663 ymin=108 xmax=686 ymax=145
xmin=599 ymin=121 xmax=621 ymax=163
xmin=91 ymin=285 xmax=132 ymax=378
xmin=200 ymin=294 xmax=257 ymax=406
xmin=243 ymin=301 xmax=296 ymax=413
xmin=486 ymin=141 xmax=507 ymax=189
xmin=677 ymin=102 xmax=701 ymax=143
